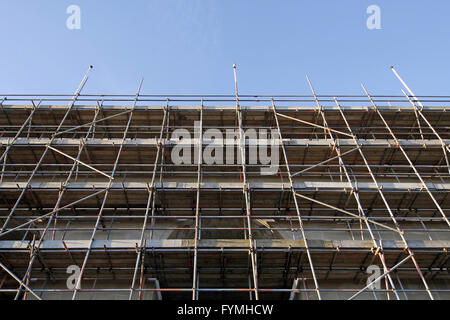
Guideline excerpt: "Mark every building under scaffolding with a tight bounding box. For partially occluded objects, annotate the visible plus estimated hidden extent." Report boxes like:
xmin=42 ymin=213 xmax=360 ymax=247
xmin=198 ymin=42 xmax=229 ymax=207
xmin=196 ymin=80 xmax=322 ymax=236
xmin=0 ymin=67 xmax=448 ymax=300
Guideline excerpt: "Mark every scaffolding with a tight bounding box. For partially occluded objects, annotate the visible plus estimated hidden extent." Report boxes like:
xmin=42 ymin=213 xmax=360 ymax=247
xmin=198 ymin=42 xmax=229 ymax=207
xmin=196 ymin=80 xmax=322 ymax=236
xmin=0 ymin=66 xmax=448 ymax=300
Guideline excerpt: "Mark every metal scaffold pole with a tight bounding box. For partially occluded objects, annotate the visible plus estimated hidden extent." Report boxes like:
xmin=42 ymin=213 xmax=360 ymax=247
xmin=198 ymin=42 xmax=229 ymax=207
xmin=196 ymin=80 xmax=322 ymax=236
xmin=271 ymin=98 xmax=322 ymax=300
xmin=234 ymin=64 xmax=260 ymax=300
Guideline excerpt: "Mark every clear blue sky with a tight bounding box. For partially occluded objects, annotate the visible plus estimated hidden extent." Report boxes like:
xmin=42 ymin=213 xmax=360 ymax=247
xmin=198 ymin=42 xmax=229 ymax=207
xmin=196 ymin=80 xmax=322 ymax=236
xmin=0 ymin=0 xmax=449 ymax=96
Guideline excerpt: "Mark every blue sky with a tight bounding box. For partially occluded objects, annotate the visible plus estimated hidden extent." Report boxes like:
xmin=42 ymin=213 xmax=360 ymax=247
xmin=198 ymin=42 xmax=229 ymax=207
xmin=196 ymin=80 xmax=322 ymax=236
xmin=0 ymin=1 xmax=449 ymax=96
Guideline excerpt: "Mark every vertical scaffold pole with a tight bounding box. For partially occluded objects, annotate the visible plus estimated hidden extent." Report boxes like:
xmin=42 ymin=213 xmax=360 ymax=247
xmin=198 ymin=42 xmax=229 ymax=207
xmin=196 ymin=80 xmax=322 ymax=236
xmin=234 ymin=64 xmax=259 ymax=300
xmin=271 ymin=98 xmax=322 ymax=300
xmin=192 ymin=101 xmax=203 ymax=300
xmin=129 ymin=105 xmax=168 ymax=300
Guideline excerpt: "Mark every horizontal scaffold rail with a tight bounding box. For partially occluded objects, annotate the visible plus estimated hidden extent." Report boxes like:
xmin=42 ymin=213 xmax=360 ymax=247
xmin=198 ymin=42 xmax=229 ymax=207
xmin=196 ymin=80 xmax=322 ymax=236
xmin=0 ymin=137 xmax=448 ymax=148
xmin=0 ymin=180 xmax=449 ymax=191
xmin=1 ymin=104 xmax=449 ymax=112
xmin=0 ymin=239 xmax=448 ymax=251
